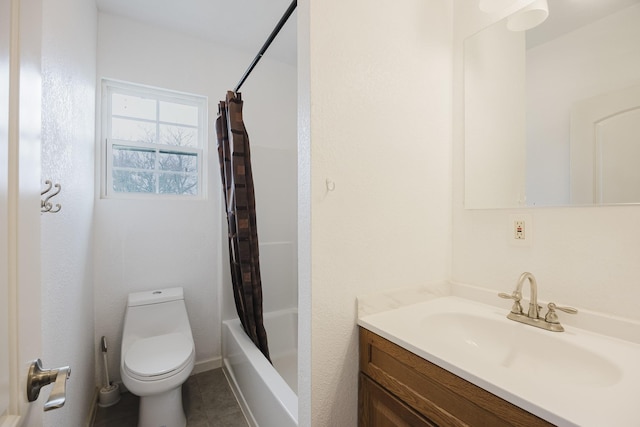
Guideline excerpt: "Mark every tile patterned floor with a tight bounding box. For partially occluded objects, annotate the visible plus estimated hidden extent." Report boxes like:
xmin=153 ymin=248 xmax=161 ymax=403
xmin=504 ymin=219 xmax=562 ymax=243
xmin=93 ymin=369 xmax=249 ymax=427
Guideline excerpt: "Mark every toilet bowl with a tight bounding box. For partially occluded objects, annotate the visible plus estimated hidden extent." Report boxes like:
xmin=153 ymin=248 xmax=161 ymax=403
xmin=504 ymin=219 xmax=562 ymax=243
xmin=121 ymin=287 xmax=195 ymax=427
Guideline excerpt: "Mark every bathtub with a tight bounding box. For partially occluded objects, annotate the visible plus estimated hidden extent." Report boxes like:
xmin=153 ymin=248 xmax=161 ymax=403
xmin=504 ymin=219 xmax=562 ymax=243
xmin=222 ymin=309 xmax=298 ymax=427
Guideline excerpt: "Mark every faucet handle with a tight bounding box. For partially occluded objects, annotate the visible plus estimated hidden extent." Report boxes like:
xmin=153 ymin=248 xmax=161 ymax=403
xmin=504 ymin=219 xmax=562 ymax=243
xmin=498 ymin=292 xmax=523 ymax=315
xmin=545 ymin=302 xmax=578 ymax=324
xmin=498 ymin=292 xmax=521 ymax=300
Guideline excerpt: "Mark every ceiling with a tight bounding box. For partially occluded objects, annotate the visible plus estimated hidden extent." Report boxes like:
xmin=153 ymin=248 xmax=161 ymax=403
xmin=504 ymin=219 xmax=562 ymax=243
xmin=527 ymin=0 xmax=640 ymax=47
xmin=95 ymin=0 xmax=298 ymax=65
xmin=95 ymin=0 xmax=639 ymax=64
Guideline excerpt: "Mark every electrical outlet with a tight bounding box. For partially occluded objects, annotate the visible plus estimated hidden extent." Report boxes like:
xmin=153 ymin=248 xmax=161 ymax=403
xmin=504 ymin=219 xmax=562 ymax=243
xmin=514 ymin=220 xmax=525 ymax=240
xmin=509 ymin=214 xmax=532 ymax=247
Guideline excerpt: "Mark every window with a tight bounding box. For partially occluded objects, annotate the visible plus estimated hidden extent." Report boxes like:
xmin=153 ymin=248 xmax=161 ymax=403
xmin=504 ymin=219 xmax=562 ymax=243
xmin=101 ymin=79 xmax=207 ymax=198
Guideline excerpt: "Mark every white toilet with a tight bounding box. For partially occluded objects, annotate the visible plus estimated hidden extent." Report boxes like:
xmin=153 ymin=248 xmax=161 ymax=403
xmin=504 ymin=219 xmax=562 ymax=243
xmin=121 ymin=287 xmax=195 ymax=427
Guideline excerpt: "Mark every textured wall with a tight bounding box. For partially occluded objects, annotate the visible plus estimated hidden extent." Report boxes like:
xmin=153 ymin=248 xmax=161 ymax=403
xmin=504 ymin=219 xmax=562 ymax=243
xmin=40 ymin=0 xmax=98 ymax=425
xmin=300 ymin=0 xmax=453 ymax=424
xmin=95 ymin=13 xmax=297 ymax=383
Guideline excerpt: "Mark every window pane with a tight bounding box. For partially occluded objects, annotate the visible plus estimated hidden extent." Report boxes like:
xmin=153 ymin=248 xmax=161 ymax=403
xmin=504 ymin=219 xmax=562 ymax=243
xmin=159 ymin=172 xmax=198 ymax=195
xmin=113 ymin=146 xmax=156 ymax=169
xmin=159 ymin=124 xmax=197 ymax=147
xmin=160 ymin=101 xmax=198 ymax=126
xmin=104 ymin=80 xmax=205 ymax=198
xmin=112 ymin=117 xmax=156 ymax=143
xmin=112 ymin=170 xmax=155 ymax=193
xmin=159 ymin=151 xmax=197 ymax=173
xmin=112 ymin=93 xmax=156 ymax=120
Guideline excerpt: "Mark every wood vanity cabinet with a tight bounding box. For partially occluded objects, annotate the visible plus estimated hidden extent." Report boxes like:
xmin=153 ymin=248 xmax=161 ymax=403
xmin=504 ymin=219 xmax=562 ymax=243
xmin=358 ymin=327 xmax=555 ymax=427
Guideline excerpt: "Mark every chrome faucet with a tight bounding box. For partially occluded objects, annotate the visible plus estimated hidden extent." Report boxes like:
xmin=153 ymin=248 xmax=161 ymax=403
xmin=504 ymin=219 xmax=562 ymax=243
xmin=499 ymin=272 xmax=577 ymax=332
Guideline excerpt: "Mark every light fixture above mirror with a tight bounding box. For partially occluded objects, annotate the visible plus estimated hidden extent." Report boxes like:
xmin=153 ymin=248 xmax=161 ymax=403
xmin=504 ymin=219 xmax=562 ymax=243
xmin=479 ymin=0 xmax=550 ymax=31
xmin=507 ymin=0 xmax=549 ymax=31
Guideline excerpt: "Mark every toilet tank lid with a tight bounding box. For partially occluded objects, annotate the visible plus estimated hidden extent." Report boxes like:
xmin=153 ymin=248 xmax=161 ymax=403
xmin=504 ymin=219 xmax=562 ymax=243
xmin=127 ymin=287 xmax=184 ymax=307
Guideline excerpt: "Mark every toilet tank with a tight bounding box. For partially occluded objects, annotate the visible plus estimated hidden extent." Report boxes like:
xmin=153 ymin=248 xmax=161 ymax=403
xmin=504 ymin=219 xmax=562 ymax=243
xmin=122 ymin=287 xmax=193 ymax=343
xmin=127 ymin=287 xmax=184 ymax=307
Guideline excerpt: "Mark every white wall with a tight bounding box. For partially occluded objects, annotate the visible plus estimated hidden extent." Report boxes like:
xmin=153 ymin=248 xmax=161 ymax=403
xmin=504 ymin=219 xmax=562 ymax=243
xmin=95 ymin=12 xmax=297 ymax=383
xmin=453 ymin=2 xmax=640 ymax=322
xmin=40 ymin=0 xmax=97 ymax=425
xmin=465 ymin=23 xmax=526 ymax=208
xmin=300 ymin=0 xmax=453 ymax=424
xmin=248 ymin=146 xmax=298 ymax=314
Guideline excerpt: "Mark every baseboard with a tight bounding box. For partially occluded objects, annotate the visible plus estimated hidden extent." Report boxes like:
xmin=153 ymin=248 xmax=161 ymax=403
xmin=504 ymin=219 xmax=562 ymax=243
xmin=0 ymin=415 xmax=21 ymax=427
xmin=192 ymin=356 xmax=222 ymax=375
xmin=85 ymin=387 xmax=100 ymax=427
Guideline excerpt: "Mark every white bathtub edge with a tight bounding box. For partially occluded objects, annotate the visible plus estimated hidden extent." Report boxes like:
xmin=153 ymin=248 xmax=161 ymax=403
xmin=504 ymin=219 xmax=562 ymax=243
xmin=223 ymin=313 xmax=298 ymax=427
xmin=223 ymin=360 xmax=259 ymax=427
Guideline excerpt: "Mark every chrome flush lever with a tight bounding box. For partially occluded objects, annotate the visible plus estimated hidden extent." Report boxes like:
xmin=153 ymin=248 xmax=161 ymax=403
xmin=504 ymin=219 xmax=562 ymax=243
xmin=27 ymin=359 xmax=71 ymax=411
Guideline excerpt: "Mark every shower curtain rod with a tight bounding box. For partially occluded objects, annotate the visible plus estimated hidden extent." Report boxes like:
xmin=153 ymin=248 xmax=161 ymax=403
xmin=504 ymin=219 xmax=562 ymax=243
xmin=234 ymin=0 xmax=297 ymax=93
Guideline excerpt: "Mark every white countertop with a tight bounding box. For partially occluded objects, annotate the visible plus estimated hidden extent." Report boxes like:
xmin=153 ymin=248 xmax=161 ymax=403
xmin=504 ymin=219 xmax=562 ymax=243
xmin=358 ymin=292 xmax=640 ymax=427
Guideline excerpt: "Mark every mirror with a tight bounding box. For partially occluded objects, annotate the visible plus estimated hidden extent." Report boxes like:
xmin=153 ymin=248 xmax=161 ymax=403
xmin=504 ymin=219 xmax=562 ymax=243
xmin=464 ymin=0 xmax=640 ymax=208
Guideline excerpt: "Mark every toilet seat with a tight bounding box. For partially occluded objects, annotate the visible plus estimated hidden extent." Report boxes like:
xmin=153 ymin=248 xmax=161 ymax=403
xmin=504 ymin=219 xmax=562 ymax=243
xmin=124 ymin=332 xmax=194 ymax=381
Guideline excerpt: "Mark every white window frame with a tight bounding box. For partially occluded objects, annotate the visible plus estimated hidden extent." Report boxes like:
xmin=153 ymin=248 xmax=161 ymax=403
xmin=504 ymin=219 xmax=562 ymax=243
xmin=100 ymin=79 xmax=208 ymax=199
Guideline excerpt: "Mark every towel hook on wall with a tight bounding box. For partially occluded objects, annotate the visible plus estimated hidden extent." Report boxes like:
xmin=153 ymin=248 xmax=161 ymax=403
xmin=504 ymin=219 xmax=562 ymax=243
xmin=325 ymin=179 xmax=336 ymax=192
xmin=41 ymin=180 xmax=62 ymax=213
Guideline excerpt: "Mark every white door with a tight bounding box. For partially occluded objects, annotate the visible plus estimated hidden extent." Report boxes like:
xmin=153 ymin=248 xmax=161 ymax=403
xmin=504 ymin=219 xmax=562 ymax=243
xmin=1 ymin=0 xmax=12 ymax=421
xmin=1 ymin=0 xmax=44 ymax=425
xmin=1 ymin=0 xmax=11 ymax=419
xmin=595 ymin=108 xmax=640 ymax=204
xmin=570 ymin=84 xmax=640 ymax=205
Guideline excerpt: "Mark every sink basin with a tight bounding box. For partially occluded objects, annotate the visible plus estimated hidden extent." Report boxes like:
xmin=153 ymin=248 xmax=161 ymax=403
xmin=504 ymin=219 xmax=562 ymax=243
xmin=420 ymin=312 xmax=621 ymax=388
xmin=358 ymin=296 xmax=640 ymax=427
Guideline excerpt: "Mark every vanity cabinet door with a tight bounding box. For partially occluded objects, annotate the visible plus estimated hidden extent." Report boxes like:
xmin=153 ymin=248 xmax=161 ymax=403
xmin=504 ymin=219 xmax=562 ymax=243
xmin=359 ymin=373 xmax=436 ymax=427
xmin=359 ymin=328 xmax=554 ymax=427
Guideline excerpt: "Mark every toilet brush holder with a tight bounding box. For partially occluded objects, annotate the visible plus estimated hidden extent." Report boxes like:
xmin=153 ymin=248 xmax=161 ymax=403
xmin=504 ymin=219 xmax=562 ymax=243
xmin=98 ymin=335 xmax=121 ymax=407
xmin=98 ymin=383 xmax=121 ymax=408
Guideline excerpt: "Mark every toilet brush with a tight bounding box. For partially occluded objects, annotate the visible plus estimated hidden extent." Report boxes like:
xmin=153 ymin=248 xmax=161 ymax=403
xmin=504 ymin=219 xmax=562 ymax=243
xmin=98 ymin=336 xmax=121 ymax=408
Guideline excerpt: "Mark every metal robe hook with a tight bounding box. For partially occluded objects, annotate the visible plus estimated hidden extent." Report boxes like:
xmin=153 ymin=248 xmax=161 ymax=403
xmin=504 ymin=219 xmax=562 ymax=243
xmin=41 ymin=180 xmax=62 ymax=213
xmin=325 ymin=179 xmax=335 ymax=192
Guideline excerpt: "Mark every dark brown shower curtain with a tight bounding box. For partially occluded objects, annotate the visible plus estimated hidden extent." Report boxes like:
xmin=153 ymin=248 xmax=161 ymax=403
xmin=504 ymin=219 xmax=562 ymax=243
xmin=216 ymin=91 xmax=270 ymax=361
